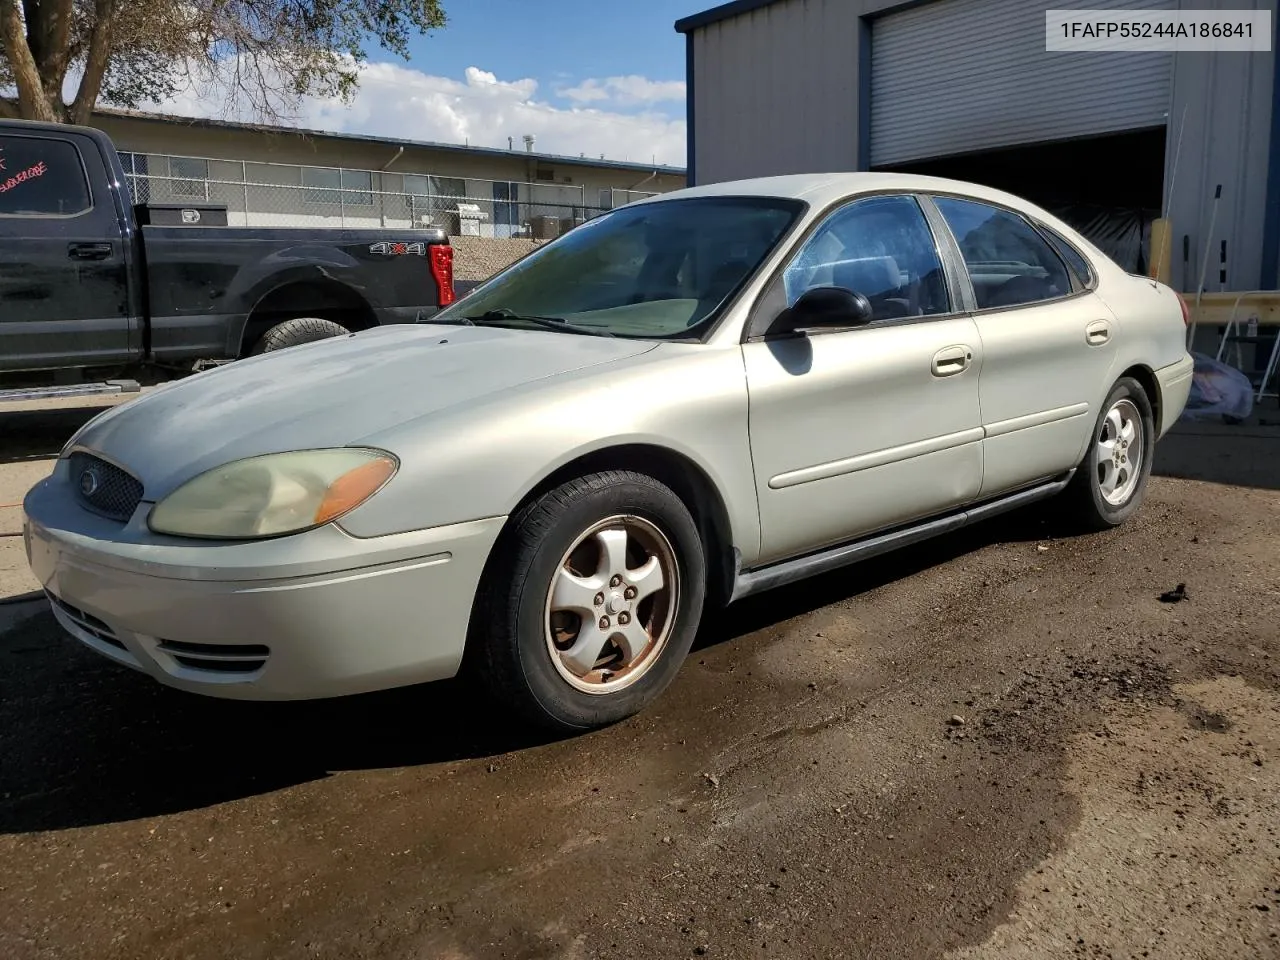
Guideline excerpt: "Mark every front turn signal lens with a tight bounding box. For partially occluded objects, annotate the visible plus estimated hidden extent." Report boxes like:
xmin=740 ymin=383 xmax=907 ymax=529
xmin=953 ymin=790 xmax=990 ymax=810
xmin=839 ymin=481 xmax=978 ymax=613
xmin=314 ymin=456 xmax=398 ymax=525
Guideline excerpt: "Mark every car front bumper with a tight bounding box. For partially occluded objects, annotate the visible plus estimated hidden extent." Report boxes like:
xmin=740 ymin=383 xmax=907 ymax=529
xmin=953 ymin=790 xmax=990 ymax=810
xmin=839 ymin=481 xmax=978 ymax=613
xmin=23 ymin=463 xmax=505 ymax=700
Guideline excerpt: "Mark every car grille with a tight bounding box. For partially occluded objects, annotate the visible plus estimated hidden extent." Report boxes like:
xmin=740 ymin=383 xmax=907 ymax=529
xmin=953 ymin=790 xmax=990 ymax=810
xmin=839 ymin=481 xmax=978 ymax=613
xmin=156 ymin=640 xmax=271 ymax=675
xmin=47 ymin=592 xmax=128 ymax=651
xmin=68 ymin=451 xmax=143 ymax=522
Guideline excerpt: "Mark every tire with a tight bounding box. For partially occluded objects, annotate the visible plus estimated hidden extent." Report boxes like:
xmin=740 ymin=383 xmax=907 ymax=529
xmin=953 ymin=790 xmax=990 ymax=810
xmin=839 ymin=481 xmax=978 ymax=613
xmin=1061 ymin=376 xmax=1156 ymax=531
xmin=470 ymin=470 xmax=707 ymax=732
xmin=249 ymin=317 xmax=350 ymax=355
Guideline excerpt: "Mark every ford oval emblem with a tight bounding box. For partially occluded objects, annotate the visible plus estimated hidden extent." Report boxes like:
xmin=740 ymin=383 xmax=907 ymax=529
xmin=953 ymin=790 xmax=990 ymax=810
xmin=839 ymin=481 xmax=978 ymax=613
xmin=80 ymin=467 xmax=101 ymax=498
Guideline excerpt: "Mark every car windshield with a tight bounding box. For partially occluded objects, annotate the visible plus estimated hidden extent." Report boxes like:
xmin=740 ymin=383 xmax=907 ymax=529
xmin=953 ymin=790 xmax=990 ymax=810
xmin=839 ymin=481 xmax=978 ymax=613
xmin=430 ymin=196 xmax=805 ymax=339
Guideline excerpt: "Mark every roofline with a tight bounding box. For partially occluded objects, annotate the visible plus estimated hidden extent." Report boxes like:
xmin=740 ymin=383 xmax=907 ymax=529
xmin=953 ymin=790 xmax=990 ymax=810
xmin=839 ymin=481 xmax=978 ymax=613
xmin=675 ymin=0 xmax=781 ymax=33
xmin=1 ymin=100 xmax=686 ymax=176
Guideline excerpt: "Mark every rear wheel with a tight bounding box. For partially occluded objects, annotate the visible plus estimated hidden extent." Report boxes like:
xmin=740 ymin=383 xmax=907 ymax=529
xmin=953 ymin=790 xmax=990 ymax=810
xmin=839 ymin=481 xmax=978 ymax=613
xmin=470 ymin=471 xmax=706 ymax=732
xmin=249 ymin=317 xmax=350 ymax=355
xmin=1062 ymin=377 xmax=1155 ymax=530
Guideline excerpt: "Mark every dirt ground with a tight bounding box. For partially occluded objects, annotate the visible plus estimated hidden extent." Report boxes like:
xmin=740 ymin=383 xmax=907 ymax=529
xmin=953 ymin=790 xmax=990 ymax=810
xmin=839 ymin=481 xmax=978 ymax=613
xmin=1 ymin=394 xmax=1277 ymax=960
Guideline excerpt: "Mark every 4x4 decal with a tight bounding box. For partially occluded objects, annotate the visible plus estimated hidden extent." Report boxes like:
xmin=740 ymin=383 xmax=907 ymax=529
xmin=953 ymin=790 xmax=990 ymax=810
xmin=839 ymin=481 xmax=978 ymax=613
xmin=369 ymin=241 xmax=427 ymax=256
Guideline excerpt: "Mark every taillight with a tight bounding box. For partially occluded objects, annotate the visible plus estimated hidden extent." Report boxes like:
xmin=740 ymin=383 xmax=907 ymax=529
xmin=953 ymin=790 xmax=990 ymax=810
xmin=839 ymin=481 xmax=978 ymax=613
xmin=1176 ymin=292 xmax=1191 ymax=326
xmin=430 ymin=244 xmax=455 ymax=307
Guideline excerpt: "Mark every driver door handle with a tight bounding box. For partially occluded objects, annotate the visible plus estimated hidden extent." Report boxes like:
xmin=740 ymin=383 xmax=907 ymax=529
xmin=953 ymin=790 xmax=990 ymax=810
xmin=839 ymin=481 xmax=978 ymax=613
xmin=932 ymin=344 xmax=973 ymax=377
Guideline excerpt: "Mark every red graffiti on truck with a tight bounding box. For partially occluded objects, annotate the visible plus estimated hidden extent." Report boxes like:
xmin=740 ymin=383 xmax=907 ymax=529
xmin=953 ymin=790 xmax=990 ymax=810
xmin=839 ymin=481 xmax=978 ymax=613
xmin=0 ymin=160 xmax=49 ymax=195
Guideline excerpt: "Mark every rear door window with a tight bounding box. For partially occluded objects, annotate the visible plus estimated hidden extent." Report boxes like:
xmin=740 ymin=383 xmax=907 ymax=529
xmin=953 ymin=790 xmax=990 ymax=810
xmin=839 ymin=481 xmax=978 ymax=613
xmin=0 ymin=135 xmax=92 ymax=217
xmin=933 ymin=196 xmax=1073 ymax=310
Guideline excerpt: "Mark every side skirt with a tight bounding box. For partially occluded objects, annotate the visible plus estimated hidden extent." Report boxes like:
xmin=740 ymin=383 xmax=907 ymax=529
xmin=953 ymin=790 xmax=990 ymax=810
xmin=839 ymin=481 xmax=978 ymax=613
xmin=729 ymin=472 xmax=1075 ymax=603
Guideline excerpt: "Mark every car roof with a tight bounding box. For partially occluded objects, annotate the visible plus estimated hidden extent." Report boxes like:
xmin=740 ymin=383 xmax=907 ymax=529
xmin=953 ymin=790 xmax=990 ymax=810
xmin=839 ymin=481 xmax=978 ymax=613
xmin=634 ymin=171 xmax=1051 ymax=218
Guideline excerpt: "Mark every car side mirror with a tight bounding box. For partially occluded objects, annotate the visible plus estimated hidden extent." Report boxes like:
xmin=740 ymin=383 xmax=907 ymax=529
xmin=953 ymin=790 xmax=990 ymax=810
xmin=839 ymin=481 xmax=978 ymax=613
xmin=768 ymin=286 xmax=874 ymax=337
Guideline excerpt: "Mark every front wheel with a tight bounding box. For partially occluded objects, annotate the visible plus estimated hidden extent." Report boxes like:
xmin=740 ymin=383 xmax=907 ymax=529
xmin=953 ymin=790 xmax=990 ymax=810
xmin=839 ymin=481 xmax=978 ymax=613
xmin=1061 ymin=377 xmax=1155 ymax=530
xmin=470 ymin=471 xmax=707 ymax=732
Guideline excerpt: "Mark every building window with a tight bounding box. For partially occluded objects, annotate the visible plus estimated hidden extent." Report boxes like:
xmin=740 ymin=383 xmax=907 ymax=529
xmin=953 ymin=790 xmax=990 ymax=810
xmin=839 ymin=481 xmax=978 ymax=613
xmin=403 ymin=175 xmax=465 ymax=199
xmin=169 ymin=156 xmax=209 ymax=200
xmin=302 ymin=167 xmax=373 ymax=206
xmin=117 ymin=151 xmax=151 ymax=203
xmin=403 ymin=175 xmax=466 ymax=226
xmin=535 ymin=167 xmax=555 ymax=181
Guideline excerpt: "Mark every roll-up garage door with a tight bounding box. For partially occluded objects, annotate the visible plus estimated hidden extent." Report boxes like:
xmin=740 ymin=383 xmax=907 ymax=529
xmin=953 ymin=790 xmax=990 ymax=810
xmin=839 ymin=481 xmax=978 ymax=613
xmin=869 ymin=0 xmax=1175 ymax=168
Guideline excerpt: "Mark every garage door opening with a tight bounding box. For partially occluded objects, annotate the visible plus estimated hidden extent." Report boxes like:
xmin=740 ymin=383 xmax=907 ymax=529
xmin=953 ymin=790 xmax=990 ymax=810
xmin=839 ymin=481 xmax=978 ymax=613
xmin=874 ymin=127 xmax=1167 ymax=273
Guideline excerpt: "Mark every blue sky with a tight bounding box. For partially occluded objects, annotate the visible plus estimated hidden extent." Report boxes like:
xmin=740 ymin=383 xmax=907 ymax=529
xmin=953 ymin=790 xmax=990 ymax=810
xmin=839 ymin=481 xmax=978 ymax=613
xmin=395 ymin=0 xmax=693 ymax=99
xmin=158 ymin=0 xmax=701 ymax=167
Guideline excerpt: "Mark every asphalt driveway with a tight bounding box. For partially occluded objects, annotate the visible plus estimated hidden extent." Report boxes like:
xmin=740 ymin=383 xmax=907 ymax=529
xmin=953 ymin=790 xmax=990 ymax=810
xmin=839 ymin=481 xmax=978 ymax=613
xmin=1 ymin=395 xmax=1277 ymax=960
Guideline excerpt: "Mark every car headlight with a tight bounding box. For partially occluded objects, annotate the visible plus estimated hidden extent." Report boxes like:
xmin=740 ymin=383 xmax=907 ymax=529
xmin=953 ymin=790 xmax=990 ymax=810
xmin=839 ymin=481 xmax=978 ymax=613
xmin=148 ymin=448 xmax=398 ymax=539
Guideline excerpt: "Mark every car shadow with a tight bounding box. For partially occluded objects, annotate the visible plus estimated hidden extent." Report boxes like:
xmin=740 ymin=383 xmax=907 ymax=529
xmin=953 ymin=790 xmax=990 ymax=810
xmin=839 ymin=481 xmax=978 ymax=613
xmin=0 ymin=503 xmax=1062 ymax=836
xmin=697 ymin=503 xmax=1059 ymax=650
xmin=0 ymin=607 xmax=563 ymax=834
xmin=1152 ymin=405 xmax=1280 ymax=491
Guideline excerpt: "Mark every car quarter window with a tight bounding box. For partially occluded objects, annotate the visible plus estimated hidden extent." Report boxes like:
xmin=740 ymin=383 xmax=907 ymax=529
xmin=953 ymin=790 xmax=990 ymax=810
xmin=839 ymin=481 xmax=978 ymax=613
xmin=0 ymin=135 xmax=92 ymax=217
xmin=782 ymin=194 xmax=951 ymax=321
xmin=1041 ymin=225 xmax=1095 ymax=288
xmin=932 ymin=196 xmax=1074 ymax=310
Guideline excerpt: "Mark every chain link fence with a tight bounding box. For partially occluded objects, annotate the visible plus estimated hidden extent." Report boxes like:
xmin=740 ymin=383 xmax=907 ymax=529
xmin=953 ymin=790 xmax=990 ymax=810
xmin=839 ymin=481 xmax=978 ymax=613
xmin=118 ymin=153 xmax=663 ymax=240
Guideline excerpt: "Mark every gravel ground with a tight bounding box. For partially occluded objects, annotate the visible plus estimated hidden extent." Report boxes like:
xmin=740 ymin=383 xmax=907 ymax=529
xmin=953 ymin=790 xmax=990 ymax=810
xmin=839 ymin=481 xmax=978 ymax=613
xmin=0 ymin=396 xmax=1277 ymax=960
xmin=449 ymin=236 xmax=546 ymax=281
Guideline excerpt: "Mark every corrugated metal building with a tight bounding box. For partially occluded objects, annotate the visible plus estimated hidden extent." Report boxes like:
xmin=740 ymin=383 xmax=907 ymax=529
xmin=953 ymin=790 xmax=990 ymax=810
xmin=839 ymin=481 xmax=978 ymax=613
xmin=676 ymin=0 xmax=1280 ymax=294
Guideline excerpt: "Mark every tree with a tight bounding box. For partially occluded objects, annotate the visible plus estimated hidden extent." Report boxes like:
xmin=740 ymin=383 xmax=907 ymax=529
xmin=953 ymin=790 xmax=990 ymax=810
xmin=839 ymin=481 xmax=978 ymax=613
xmin=0 ymin=0 xmax=446 ymax=125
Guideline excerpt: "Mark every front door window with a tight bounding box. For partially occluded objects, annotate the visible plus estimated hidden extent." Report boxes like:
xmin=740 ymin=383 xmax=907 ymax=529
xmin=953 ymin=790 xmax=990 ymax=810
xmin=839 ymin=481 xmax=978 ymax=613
xmin=782 ymin=194 xmax=951 ymax=321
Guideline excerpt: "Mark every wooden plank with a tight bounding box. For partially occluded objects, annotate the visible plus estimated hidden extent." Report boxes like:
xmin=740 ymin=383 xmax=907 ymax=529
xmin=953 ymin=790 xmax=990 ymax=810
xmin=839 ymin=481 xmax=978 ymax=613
xmin=1186 ymin=292 xmax=1280 ymax=327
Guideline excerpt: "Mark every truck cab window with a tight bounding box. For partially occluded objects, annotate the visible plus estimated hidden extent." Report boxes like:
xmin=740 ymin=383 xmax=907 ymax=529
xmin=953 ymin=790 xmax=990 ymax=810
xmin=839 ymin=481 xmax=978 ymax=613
xmin=0 ymin=136 xmax=92 ymax=217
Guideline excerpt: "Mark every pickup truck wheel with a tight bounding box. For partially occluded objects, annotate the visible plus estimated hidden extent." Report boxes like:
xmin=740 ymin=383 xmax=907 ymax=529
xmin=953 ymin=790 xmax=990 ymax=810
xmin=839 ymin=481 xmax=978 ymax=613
xmin=470 ymin=470 xmax=706 ymax=732
xmin=249 ymin=317 xmax=350 ymax=355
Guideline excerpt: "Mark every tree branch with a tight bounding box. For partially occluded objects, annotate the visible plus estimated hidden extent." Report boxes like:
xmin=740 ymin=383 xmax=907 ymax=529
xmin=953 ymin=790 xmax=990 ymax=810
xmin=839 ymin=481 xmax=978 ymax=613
xmin=0 ymin=0 xmax=58 ymax=121
xmin=68 ymin=0 xmax=116 ymax=124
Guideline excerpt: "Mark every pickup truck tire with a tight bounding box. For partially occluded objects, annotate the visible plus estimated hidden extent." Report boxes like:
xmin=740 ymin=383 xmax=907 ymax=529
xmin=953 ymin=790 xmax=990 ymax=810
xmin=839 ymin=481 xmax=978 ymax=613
xmin=249 ymin=317 xmax=350 ymax=355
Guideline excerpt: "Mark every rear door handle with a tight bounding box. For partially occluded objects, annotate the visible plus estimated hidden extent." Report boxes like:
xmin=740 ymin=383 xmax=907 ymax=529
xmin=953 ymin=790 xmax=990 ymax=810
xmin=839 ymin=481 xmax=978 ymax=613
xmin=932 ymin=344 xmax=973 ymax=377
xmin=68 ymin=242 xmax=113 ymax=261
xmin=1086 ymin=319 xmax=1111 ymax=346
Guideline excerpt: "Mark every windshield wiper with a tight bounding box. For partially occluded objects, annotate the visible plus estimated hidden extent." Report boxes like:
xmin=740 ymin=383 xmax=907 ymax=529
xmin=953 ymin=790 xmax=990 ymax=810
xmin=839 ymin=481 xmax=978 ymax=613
xmin=466 ymin=309 xmax=616 ymax=338
xmin=418 ymin=311 xmax=474 ymax=326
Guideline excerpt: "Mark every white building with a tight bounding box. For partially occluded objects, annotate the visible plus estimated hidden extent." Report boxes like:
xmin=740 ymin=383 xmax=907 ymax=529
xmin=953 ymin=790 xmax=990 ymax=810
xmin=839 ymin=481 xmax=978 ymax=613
xmin=88 ymin=107 xmax=686 ymax=242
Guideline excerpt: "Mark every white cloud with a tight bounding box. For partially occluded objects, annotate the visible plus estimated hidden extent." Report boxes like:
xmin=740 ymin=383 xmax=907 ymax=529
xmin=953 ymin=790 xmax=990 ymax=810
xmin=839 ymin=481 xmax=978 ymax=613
xmin=559 ymin=75 xmax=687 ymax=106
xmin=141 ymin=60 xmax=687 ymax=168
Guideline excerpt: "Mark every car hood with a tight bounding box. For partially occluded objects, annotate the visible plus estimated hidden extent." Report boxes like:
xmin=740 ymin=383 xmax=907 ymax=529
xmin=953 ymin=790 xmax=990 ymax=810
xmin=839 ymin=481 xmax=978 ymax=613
xmin=69 ymin=324 xmax=657 ymax=500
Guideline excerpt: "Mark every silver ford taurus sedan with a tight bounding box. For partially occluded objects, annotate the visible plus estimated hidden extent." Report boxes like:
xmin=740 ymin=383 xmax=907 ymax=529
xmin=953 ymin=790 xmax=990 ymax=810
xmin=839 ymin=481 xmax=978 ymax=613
xmin=24 ymin=173 xmax=1194 ymax=731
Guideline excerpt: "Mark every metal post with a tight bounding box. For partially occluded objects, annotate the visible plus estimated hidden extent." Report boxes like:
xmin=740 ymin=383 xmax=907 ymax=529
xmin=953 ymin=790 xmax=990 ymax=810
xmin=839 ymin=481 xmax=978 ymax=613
xmin=241 ymin=161 xmax=249 ymax=227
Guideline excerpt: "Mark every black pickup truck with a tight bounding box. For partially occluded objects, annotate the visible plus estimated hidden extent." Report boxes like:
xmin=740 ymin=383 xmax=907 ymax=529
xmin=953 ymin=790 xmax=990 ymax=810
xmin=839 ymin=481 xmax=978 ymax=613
xmin=0 ymin=118 xmax=454 ymax=401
